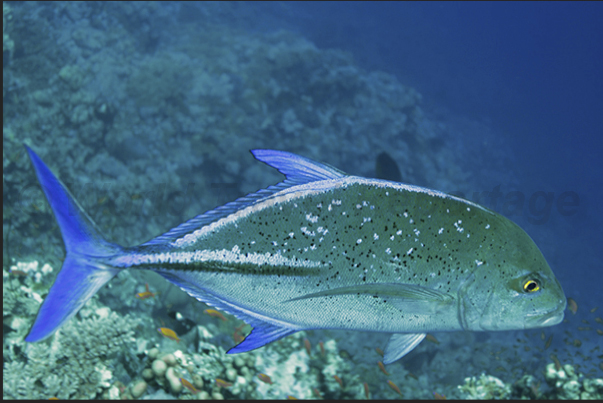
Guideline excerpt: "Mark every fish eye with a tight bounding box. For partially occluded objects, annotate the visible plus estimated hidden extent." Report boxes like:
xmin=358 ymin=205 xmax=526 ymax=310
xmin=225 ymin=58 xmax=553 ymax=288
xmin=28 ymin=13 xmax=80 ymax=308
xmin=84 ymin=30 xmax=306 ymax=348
xmin=523 ymin=279 xmax=540 ymax=293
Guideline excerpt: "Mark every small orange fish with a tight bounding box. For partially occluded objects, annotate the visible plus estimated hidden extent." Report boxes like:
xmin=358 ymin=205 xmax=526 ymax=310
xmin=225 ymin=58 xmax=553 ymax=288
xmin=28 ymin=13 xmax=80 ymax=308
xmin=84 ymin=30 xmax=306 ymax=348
xmin=180 ymin=378 xmax=198 ymax=393
xmin=596 ymin=329 xmax=603 ymax=336
xmin=594 ymin=317 xmax=603 ymax=325
xmin=312 ymin=388 xmax=322 ymax=398
xmin=204 ymin=309 xmax=228 ymax=321
xmin=363 ymin=382 xmax=370 ymax=399
xmin=590 ymin=307 xmax=598 ymax=313
xmin=136 ymin=283 xmax=159 ymax=300
xmin=568 ymin=297 xmax=578 ymax=315
xmin=157 ymin=327 xmax=180 ymax=342
xmin=544 ymin=334 xmax=553 ymax=350
xmin=233 ymin=330 xmax=245 ymax=344
xmin=215 ymin=378 xmax=232 ymax=388
xmin=9 ymin=269 xmax=28 ymax=276
xmin=577 ymin=326 xmax=592 ymax=331
xmin=573 ymin=339 xmax=582 ymax=347
xmin=377 ymin=361 xmax=390 ymax=375
xmin=286 ymin=396 xmax=298 ymax=400
xmin=333 ymin=375 xmax=343 ymax=387
xmin=304 ymin=338 xmax=312 ymax=357
xmin=387 ymin=380 xmax=403 ymax=397
xmin=257 ymin=373 xmax=273 ymax=384
xmin=375 ymin=347 xmax=384 ymax=357
xmin=319 ymin=341 xmax=326 ymax=357
xmin=433 ymin=391 xmax=447 ymax=400
xmin=425 ymin=334 xmax=440 ymax=344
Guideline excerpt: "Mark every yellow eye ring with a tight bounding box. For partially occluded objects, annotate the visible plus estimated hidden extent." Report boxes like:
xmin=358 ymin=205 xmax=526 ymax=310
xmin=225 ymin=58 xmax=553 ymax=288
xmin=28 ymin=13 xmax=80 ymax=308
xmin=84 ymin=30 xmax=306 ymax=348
xmin=523 ymin=279 xmax=540 ymax=293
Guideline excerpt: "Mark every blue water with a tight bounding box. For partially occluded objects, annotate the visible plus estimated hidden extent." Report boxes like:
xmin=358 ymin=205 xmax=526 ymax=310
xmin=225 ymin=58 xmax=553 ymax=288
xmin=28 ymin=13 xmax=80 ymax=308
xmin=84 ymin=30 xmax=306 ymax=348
xmin=285 ymin=0 xmax=603 ymax=307
xmin=3 ymin=1 xmax=602 ymax=399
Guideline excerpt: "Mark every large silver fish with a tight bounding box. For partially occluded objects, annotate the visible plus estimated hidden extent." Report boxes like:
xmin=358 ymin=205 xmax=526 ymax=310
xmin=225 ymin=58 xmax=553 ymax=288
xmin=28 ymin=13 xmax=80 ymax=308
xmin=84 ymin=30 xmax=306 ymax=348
xmin=24 ymin=146 xmax=566 ymax=364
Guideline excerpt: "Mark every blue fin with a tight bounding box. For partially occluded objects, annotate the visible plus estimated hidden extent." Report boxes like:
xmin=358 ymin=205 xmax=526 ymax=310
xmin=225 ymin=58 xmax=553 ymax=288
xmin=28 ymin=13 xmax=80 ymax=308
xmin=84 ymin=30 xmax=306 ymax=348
xmin=24 ymin=146 xmax=121 ymax=342
xmin=143 ymin=149 xmax=347 ymax=246
xmin=155 ymin=270 xmax=299 ymax=353
xmin=250 ymin=149 xmax=347 ymax=185
xmin=383 ymin=333 xmax=426 ymax=364
xmin=227 ymin=323 xmax=296 ymax=354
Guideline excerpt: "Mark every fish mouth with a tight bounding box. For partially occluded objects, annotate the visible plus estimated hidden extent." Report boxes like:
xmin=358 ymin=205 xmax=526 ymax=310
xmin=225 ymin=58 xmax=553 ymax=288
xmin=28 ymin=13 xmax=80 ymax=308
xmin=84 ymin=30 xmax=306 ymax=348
xmin=524 ymin=301 xmax=565 ymax=328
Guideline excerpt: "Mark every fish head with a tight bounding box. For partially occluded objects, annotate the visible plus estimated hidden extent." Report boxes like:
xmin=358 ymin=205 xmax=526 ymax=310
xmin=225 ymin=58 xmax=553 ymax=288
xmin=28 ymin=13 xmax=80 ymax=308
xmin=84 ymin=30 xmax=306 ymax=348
xmin=458 ymin=218 xmax=566 ymax=332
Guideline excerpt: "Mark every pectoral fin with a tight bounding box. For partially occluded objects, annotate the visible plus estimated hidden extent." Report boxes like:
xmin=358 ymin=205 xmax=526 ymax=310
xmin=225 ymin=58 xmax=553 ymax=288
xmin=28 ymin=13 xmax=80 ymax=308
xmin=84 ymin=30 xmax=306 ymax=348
xmin=285 ymin=282 xmax=453 ymax=315
xmin=383 ymin=333 xmax=426 ymax=364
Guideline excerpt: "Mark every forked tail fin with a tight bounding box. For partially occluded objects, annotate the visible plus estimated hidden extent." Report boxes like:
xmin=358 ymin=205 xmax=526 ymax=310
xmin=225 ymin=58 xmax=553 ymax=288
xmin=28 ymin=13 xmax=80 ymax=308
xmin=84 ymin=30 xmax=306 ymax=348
xmin=24 ymin=145 xmax=122 ymax=342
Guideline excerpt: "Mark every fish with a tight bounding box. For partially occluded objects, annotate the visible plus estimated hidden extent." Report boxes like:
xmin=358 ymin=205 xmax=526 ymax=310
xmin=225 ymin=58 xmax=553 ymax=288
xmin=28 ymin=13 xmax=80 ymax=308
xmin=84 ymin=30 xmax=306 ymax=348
xmin=9 ymin=269 xmax=28 ymax=276
xmin=135 ymin=283 xmax=159 ymax=300
xmin=377 ymin=361 xmax=390 ymax=375
xmin=375 ymin=347 xmax=385 ymax=357
xmin=363 ymin=382 xmax=370 ymax=399
xmin=233 ymin=330 xmax=245 ymax=344
xmin=425 ymin=334 xmax=440 ymax=344
xmin=333 ymin=375 xmax=343 ymax=387
xmin=387 ymin=380 xmax=403 ymax=397
xmin=180 ymin=378 xmax=198 ymax=393
xmin=304 ymin=338 xmax=312 ymax=357
xmin=406 ymin=372 xmax=418 ymax=381
xmin=567 ymin=297 xmax=578 ymax=315
xmin=215 ymin=378 xmax=232 ymax=388
xmin=544 ymin=334 xmax=553 ymax=350
xmin=319 ymin=340 xmax=326 ymax=357
xmin=204 ymin=309 xmax=228 ymax=321
xmin=433 ymin=391 xmax=447 ymax=400
xmin=157 ymin=327 xmax=180 ymax=342
xmin=22 ymin=146 xmax=567 ymax=365
xmin=375 ymin=151 xmax=402 ymax=182
xmin=257 ymin=373 xmax=272 ymax=384
xmin=550 ymin=353 xmax=562 ymax=370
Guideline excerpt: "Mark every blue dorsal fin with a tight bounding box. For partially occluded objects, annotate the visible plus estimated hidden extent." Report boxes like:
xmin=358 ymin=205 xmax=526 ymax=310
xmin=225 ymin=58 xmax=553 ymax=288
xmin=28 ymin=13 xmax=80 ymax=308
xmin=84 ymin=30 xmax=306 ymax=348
xmin=155 ymin=270 xmax=298 ymax=353
xmin=250 ymin=149 xmax=347 ymax=184
xmin=143 ymin=150 xmax=347 ymax=246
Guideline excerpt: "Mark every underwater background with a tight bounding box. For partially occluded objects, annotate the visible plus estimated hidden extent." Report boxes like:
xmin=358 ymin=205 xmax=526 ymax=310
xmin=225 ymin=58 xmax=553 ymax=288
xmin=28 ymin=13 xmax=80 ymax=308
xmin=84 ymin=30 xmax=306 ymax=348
xmin=3 ymin=1 xmax=602 ymax=399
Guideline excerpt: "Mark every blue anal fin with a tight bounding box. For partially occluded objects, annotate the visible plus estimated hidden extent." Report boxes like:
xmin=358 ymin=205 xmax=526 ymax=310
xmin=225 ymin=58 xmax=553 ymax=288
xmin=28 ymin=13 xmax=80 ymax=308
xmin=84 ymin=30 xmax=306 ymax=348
xmin=227 ymin=322 xmax=297 ymax=354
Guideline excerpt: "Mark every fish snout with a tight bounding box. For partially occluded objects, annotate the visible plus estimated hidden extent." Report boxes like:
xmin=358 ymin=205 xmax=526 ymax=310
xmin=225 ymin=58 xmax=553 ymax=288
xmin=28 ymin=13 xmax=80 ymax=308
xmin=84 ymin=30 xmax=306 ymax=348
xmin=524 ymin=298 xmax=566 ymax=329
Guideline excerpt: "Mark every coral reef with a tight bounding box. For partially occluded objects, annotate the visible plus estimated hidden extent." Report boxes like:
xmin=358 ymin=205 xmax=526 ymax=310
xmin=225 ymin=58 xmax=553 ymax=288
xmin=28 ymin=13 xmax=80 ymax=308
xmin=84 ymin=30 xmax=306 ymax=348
xmin=457 ymin=373 xmax=511 ymax=399
xmin=543 ymin=362 xmax=603 ymax=399
xmin=2 ymin=2 xmax=14 ymax=62
xmin=3 ymin=263 xmax=138 ymax=399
